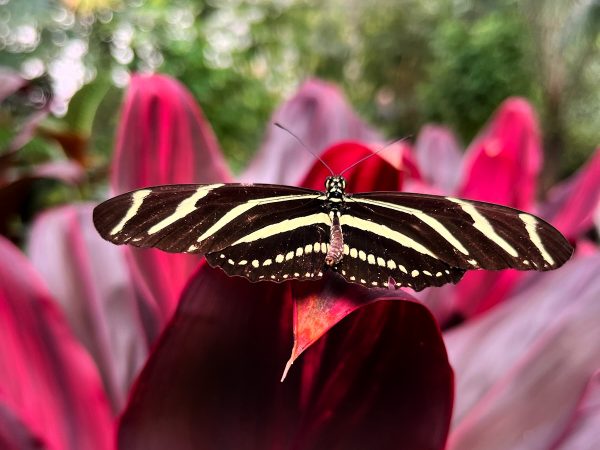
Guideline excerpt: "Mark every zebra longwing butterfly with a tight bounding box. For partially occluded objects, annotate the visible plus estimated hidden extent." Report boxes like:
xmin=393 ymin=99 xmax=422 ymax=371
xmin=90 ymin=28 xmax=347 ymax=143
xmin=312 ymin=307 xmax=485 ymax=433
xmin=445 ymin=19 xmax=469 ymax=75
xmin=93 ymin=175 xmax=573 ymax=291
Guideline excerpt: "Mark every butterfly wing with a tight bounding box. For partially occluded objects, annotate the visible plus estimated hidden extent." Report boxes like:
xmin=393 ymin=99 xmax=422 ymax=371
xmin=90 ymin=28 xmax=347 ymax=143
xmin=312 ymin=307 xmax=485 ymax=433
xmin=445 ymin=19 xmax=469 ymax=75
xmin=335 ymin=191 xmax=573 ymax=290
xmin=93 ymin=183 xmax=331 ymax=282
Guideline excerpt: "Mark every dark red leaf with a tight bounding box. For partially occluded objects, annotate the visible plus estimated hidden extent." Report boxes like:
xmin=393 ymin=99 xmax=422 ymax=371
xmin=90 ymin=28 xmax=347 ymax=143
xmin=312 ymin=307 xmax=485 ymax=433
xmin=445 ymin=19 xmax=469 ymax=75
xmin=119 ymin=263 xmax=453 ymax=450
xmin=300 ymin=141 xmax=420 ymax=192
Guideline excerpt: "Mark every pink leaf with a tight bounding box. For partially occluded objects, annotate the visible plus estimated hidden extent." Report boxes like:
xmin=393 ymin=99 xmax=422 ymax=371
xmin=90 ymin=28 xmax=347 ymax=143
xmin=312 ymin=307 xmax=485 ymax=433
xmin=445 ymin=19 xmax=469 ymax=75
xmin=0 ymin=236 xmax=114 ymax=450
xmin=445 ymin=251 xmax=600 ymax=450
xmin=27 ymin=204 xmax=148 ymax=412
xmin=553 ymin=371 xmax=600 ymax=449
xmin=541 ymin=147 xmax=600 ymax=242
xmin=111 ymin=73 xmax=232 ymax=323
xmin=414 ymin=124 xmax=463 ymax=194
xmin=118 ymin=263 xmax=453 ymax=449
xmin=454 ymin=98 xmax=543 ymax=317
xmin=240 ymin=78 xmax=381 ymax=185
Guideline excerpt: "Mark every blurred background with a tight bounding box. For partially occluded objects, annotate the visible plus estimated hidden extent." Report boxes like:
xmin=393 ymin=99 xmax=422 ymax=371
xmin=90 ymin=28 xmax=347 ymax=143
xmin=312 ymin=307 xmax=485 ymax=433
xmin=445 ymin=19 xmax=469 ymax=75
xmin=1 ymin=0 xmax=599 ymax=246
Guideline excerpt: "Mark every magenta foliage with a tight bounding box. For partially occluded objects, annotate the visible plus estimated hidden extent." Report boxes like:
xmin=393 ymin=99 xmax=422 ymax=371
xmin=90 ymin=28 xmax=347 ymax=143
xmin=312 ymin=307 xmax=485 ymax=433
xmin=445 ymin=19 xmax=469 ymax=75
xmin=118 ymin=263 xmax=454 ymax=450
xmin=446 ymin=252 xmax=600 ymax=450
xmin=414 ymin=124 xmax=463 ymax=194
xmin=240 ymin=78 xmax=381 ymax=185
xmin=111 ymin=74 xmax=232 ymax=324
xmin=27 ymin=204 xmax=148 ymax=412
xmin=0 ymin=236 xmax=114 ymax=450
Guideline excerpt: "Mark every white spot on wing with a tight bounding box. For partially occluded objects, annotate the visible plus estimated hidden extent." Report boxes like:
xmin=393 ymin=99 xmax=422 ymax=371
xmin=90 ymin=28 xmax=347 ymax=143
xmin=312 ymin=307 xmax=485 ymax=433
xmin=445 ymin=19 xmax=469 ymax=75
xmin=110 ymin=189 xmax=152 ymax=235
xmin=286 ymin=251 xmax=294 ymax=261
xmin=367 ymin=254 xmax=376 ymax=265
xmin=387 ymin=259 xmax=396 ymax=270
xmin=411 ymin=270 xmax=419 ymax=277
xmin=276 ymin=254 xmax=284 ymax=263
xmin=252 ymin=260 xmax=259 ymax=268
xmin=263 ymin=259 xmax=272 ymax=266
xmin=377 ymin=257 xmax=386 ymax=267
xmin=296 ymin=247 xmax=303 ymax=257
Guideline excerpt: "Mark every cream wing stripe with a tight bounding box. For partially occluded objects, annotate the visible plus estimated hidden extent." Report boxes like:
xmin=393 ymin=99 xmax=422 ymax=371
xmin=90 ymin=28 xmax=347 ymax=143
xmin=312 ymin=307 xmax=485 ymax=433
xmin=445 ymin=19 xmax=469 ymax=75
xmin=196 ymin=193 xmax=319 ymax=243
xmin=447 ymin=197 xmax=519 ymax=257
xmin=147 ymin=184 xmax=223 ymax=235
xmin=340 ymin=215 xmax=438 ymax=258
xmin=231 ymin=212 xmax=330 ymax=245
xmin=351 ymin=197 xmax=469 ymax=255
xmin=519 ymin=213 xmax=555 ymax=265
xmin=110 ymin=189 xmax=152 ymax=235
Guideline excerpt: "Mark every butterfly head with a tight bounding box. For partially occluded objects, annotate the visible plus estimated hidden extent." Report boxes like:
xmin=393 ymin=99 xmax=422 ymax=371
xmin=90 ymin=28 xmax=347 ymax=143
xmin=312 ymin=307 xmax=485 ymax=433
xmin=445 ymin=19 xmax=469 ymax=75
xmin=325 ymin=176 xmax=346 ymax=200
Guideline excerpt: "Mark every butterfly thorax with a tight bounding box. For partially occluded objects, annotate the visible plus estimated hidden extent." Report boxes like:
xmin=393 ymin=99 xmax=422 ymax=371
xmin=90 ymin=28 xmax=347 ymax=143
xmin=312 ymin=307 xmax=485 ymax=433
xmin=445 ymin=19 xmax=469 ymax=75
xmin=324 ymin=176 xmax=346 ymax=266
xmin=325 ymin=176 xmax=346 ymax=202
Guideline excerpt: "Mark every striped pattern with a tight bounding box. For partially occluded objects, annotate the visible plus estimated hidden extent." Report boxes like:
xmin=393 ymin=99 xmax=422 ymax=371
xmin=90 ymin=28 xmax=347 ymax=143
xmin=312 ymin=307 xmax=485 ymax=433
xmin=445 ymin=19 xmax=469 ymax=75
xmin=93 ymin=179 xmax=573 ymax=291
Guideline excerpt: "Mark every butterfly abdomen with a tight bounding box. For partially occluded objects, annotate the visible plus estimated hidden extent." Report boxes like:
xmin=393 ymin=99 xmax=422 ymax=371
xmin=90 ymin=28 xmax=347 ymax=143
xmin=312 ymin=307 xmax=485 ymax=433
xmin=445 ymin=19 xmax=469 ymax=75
xmin=325 ymin=211 xmax=344 ymax=266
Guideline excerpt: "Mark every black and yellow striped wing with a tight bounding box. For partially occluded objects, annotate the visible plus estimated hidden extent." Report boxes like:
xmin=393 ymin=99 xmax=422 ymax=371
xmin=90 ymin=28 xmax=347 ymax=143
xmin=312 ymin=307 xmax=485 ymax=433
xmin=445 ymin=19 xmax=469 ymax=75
xmin=335 ymin=192 xmax=572 ymax=290
xmin=93 ymin=183 xmax=331 ymax=282
xmin=93 ymin=184 xmax=573 ymax=291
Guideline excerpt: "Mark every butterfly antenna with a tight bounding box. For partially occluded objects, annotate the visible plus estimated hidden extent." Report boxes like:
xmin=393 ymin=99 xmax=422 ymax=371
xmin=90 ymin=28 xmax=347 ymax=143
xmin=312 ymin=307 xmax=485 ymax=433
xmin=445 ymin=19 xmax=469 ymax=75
xmin=339 ymin=136 xmax=411 ymax=176
xmin=274 ymin=122 xmax=334 ymax=176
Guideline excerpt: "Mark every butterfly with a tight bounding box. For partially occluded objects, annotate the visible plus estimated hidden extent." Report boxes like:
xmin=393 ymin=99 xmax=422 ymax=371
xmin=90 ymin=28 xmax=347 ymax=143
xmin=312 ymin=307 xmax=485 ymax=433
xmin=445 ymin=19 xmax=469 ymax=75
xmin=93 ymin=167 xmax=573 ymax=291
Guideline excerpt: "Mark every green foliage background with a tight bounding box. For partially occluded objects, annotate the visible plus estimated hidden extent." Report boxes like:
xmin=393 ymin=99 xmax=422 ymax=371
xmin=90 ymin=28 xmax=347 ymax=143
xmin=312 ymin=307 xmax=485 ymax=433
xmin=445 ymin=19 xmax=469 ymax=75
xmin=1 ymin=0 xmax=599 ymax=176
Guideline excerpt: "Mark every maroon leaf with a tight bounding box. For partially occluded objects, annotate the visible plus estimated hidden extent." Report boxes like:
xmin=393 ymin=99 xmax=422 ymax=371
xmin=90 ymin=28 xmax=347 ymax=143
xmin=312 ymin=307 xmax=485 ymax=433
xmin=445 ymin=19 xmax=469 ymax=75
xmin=27 ymin=203 xmax=148 ymax=411
xmin=118 ymin=262 xmax=453 ymax=450
xmin=111 ymin=73 xmax=232 ymax=323
xmin=240 ymin=78 xmax=381 ymax=185
xmin=445 ymin=251 xmax=600 ymax=450
xmin=0 ymin=236 xmax=113 ymax=450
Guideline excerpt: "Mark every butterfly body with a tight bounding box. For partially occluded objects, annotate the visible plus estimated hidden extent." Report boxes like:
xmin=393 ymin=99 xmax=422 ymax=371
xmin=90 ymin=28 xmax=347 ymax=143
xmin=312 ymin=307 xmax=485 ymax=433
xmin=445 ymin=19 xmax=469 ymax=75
xmin=93 ymin=176 xmax=573 ymax=291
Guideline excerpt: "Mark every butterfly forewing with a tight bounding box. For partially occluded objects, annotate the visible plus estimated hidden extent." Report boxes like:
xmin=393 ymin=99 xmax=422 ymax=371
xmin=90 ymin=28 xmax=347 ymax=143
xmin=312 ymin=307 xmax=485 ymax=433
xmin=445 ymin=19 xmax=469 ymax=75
xmin=93 ymin=183 xmax=324 ymax=257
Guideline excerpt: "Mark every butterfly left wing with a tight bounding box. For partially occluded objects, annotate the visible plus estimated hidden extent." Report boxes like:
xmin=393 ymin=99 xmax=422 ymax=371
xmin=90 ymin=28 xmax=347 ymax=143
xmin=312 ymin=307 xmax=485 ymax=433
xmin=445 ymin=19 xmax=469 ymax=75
xmin=334 ymin=192 xmax=573 ymax=291
xmin=93 ymin=183 xmax=331 ymax=282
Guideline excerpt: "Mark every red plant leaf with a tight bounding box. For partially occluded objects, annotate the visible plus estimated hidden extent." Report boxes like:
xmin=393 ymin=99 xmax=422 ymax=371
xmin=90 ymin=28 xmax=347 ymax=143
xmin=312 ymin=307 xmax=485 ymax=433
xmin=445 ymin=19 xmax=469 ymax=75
xmin=111 ymin=73 xmax=232 ymax=323
xmin=240 ymin=78 xmax=381 ymax=185
xmin=541 ymin=147 xmax=600 ymax=242
xmin=453 ymin=97 xmax=543 ymax=317
xmin=284 ymin=272 xmax=419 ymax=379
xmin=300 ymin=141 xmax=420 ymax=193
xmin=118 ymin=262 xmax=453 ymax=449
xmin=27 ymin=204 xmax=148 ymax=412
xmin=445 ymin=251 xmax=600 ymax=450
xmin=0 ymin=236 xmax=113 ymax=450
xmin=414 ymin=124 xmax=463 ymax=194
